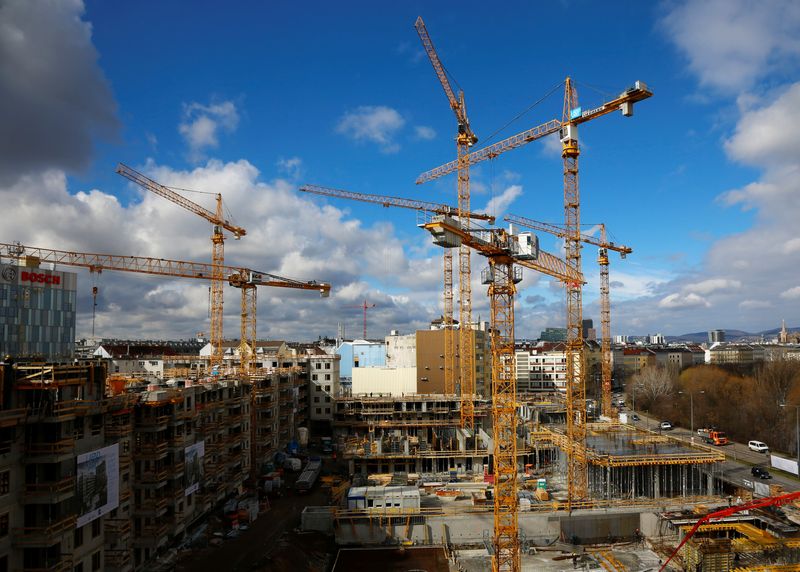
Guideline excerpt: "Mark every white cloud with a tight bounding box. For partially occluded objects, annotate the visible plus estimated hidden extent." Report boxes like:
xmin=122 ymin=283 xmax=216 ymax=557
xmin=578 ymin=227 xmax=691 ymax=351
xmin=661 ymin=0 xmax=800 ymax=93
xmin=413 ymin=126 xmax=436 ymax=140
xmin=684 ymin=278 xmax=741 ymax=295
xmin=276 ymin=156 xmax=302 ymax=179
xmin=658 ymin=292 xmax=710 ymax=310
xmin=178 ymin=100 xmax=239 ymax=158
xmin=739 ymin=300 xmax=772 ymax=310
xmin=780 ymin=287 xmax=800 ymax=300
xmin=479 ymin=185 xmax=522 ymax=218
xmin=336 ymin=105 xmax=405 ymax=153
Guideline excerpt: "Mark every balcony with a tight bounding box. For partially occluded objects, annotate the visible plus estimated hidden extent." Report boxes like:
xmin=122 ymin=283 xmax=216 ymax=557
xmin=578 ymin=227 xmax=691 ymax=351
xmin=19 ymin=558 xmax=73 ymax=572
xmin=133 ymin=523 xmax=169 ymax=549
xmin=104 ymin=550 xmax=132 ymax=570
xmin=105 ymin=423 xmax=133 ymax=438
xmin=23 ymin=476 xmax=75 ymax=503
xmin=0 ymin=407 xmax=26 ymax=428
xmin=133 ymin=441 xmax=168 ymax=460
xmin=137 ymin=468 xmax=169 ymax=484
xmin=12 ymin=515 xmax=75 ymax=547
xmin=104 ymin=518 xmax=132 ymax=541
xmin=134 ymin=495 xmax=168 ymax=517
xmin=136 ymin=414 xmax=170 ymax=430
xmin=25 ymin=439 xmax=75 ymax=461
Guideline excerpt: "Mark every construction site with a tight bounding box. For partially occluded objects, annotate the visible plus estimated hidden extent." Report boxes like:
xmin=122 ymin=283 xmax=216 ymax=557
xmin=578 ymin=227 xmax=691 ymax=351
xmin=2 ymin=10 xmax=800 ymax=572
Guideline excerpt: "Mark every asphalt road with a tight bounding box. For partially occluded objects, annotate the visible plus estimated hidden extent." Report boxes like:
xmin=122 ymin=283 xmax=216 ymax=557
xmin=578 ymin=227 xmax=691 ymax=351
xmin=627 ymin=410 xmax=800 ymax=492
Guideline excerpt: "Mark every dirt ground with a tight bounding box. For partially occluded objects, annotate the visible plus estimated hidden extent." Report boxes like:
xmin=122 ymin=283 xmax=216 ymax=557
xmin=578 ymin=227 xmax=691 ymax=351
xmin=176 ymin=481 xmax=337 ymax=572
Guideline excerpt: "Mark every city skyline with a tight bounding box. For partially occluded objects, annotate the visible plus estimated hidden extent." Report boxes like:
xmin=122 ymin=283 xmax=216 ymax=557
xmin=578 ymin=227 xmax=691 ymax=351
xmin=1 ymin=1 xmax=799 ymax=340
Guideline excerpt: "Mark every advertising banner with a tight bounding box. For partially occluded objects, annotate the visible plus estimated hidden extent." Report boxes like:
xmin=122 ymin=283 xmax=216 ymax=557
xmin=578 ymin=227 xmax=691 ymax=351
xmin=771 ymin=454 xmax=798 ymax=475
xmin=185 ymin=441 xmax=205 ymax=496
xmin=76 ymin=443 xmax=120 ymax=527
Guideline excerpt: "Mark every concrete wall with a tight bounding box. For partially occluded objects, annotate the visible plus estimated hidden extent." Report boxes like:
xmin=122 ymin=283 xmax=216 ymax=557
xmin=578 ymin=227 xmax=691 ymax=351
xmin=352 ymin=367 xmax=416 ymax=396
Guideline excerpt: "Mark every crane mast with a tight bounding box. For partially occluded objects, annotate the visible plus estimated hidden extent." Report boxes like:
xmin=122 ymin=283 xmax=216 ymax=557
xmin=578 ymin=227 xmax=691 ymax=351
xmin=505 ymin=214 xmax=631 ymax=420
xmin=298 ymin=183 xmax=495 ymax=395
xmin=417 ymin=78 xmax=652 ymax=510
xmin=416 ymin=16 xmax=478 ymax=428
xmin=116 ymin=163 xmax=246 ymax=370
xmin=421 ymin=218 xmax=580 ymax=572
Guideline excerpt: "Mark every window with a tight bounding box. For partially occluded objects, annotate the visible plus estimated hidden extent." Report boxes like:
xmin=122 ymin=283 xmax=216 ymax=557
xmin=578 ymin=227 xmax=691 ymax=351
xmin=315 ymin=363 xmax=321 ymax=370
xmin=325 ymin=363 xmax=331 ymax=369
xmin=73 ymin=525 xmax=83 ymax=547
xmin=92 ymin=519 xmax=101 ymax=538
xmin=324 ymin=386 xmax=330 ymax=392
xmin=313 ymin=397 xmax=319 ymax=403
xmin=92 ymin=551 xmax=101 ymax=571
xmin=74 ymin=564 xmax=83 ymax=572
xmin=311 ymin=374 xmax=318 ymax=381
xmin=0 ymin=472 xmax=8 ymax=495
xmin=0 ymin=513 xmax=7 ymax=538
xmin=325 ymin=408 xmax=331 ymax=414
xmin=324 ymin=374 xmax=331 ymax=381
xmin=315 ymin=408 xmax=322 ymax=414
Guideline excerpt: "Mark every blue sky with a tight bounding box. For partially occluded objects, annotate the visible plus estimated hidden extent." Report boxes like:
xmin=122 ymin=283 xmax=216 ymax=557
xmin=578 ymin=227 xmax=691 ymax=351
xmin=2 ymin=0 xmax=799 ymax=340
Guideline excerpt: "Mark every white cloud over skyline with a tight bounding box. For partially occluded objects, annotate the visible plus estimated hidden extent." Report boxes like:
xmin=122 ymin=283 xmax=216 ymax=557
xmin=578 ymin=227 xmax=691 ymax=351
xmin=336 ymin=105 xmax=406 ymax=154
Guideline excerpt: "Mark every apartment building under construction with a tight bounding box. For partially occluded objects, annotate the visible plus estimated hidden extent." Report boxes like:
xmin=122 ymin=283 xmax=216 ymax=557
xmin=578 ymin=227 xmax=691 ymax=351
xmin=0 ymin=359 xmax=311 ymax=572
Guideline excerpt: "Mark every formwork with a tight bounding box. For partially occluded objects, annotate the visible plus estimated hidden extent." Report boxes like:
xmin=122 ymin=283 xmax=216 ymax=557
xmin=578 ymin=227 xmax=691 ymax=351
xmin=541 ymin=423 xmax=726 ymax=501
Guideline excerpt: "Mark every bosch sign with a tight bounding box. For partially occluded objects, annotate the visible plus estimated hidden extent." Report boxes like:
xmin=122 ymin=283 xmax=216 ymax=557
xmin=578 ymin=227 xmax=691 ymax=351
xmin=20 ymin=271 xmax=60 ymax=285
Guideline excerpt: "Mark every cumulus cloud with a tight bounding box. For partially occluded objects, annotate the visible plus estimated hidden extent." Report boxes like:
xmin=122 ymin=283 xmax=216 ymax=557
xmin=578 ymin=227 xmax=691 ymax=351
xmin=336 ymin=105 xmax=405 ymax=153
xmin=684 ymin=278 xmax=741 ymax=295
xmin=413 ymin=126 xmax=436 ymax=140
xmin=739 ymin=300 xmax=772 ymax=310
xmin=658 ymin=292 xmax=711 ymax=310
xmin=178 ymin=100 xmax=239 ymax=158
xmin=780 ymin=287 xmax=800 ymax=300
xmin=661 ymin=0 xmax=800 ymax=93
xmin=0 ymin=0 xmax=119 ymax=185
xmin=479 ymin=185 xmax=522 ymax=218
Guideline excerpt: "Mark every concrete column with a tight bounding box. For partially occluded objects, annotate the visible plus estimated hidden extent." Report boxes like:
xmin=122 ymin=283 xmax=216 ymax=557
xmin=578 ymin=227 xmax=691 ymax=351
xmin=606 ymin=466 xmax=612 ymax=500
xmin=682 ymin=465 xmax=687 ymax=498
xmin=654 ymin=466 xmax=660 ymax=499
xmin=707 ymin=470 xmax=713 ymax=496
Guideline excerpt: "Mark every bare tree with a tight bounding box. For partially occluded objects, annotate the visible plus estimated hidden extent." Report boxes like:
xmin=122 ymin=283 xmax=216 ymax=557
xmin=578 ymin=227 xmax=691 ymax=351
xmin=634 ymin=365 xmax=674 ymax=406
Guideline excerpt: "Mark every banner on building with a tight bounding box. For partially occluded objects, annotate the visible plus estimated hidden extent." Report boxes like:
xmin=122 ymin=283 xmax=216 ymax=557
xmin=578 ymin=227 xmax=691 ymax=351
xmin=76 ymin=443 xmax=120 ymax=527
xmin=185 ymin=441 xmax=205 ymax=495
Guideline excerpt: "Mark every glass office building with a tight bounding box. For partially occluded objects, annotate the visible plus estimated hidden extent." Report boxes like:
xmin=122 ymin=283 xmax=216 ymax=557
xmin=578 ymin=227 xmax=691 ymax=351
xmin=0 ymin=263 xmax=77 ymax=360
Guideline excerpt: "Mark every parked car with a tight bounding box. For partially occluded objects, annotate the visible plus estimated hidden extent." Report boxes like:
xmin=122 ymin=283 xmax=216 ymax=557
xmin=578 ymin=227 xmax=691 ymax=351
xmin=660 ymin=421 xmax=673 ymax=431
xmin=631 ymin=414 xmax=640 ymax=422
xmin=748 ymin=440 xmax=769 ymax=453
xmin=751 ymin=466 xmax=772 ymax=479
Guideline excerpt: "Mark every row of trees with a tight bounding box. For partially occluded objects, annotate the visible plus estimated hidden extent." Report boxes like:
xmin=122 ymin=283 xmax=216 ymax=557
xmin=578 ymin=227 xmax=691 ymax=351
xmin=630 ymin=360 xmax=800 ymax=454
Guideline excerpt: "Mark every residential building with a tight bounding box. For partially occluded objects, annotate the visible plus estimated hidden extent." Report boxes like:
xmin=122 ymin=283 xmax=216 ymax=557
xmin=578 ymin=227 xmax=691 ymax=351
xmin=415 ymin=327 xmax=491 ymax=396
xmin=539 ymin=327 xmax=567 ymax=342
xmin=335 ymin=340 xmax=387 ymax=390
xmin=708 ymin=329 xmax=726 ymax=343
xmin=385 ymin=331 xmax=416 ymax=368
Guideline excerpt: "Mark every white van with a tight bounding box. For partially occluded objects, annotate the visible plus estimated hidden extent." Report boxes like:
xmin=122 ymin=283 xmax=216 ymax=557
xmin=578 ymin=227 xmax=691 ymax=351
xmin=748 ymin=440 xmax=769 ymax=453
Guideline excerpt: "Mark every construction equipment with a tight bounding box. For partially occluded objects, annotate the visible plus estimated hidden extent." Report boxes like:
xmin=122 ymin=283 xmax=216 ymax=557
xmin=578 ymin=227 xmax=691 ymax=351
xmin=417 ymin=78 xmax=652 ymax=509
xmin=504 ymin=215 xmax=632 ymax=419
xmin=415 ymin=16 xmax=479 ymax=429
xmin=350 ymin=299 xmax=376 ymax=340
xmin=659 ymin=491 xmax=800 ymax=571
xmin=116 ymin=163 xmax=246 ymax=369
xmin=421 ymin=217 xmax=580 ymax=572
xmin=0 ymin=241 xmax=330 ymax=370
xmin=298 ymin=183 xmax=495 ymax=395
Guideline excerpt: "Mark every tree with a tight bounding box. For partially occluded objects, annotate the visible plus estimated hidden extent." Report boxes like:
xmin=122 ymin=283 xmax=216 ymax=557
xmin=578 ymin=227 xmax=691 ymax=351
xmin=634 ymin=365 xmax=674 ymax=407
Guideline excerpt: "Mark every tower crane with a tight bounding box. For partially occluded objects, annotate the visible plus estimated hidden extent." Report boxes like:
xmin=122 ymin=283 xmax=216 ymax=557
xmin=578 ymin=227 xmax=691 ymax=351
xmin=415 ymin=16 xmax=479 ymax=428
xmin=416 ymin=78 xmax=652 ymax=507
xmin=504 ymin=215 xmax=632 ymax=419
xmin=116 ymin=163 xmax=246 ymax=370
xmin=349 ymin=299 xmax=376 ymax=340
xmin=299 ymin=183 xmax=495 ymax=395
xmin=421 ymin=217 xmax=581 ymax=572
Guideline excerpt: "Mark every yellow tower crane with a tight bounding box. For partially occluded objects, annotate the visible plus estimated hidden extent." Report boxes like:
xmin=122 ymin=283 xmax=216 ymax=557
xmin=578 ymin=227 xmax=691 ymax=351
xmin=0 ymin=241 xmax=330 ymax=485
xmin=420 ymin=217 xmax=581 ymax=572
xmin=298 ymin=183 xmax=495 ymax=395
xmin=415 ymin=16 xmax=479 ymax=428
xmin=116 ymin=163 xmax=246 ymax=370
xmin=416 ymin=78 xmax=652 ymax=507
xmin=504 ymin=215 xmax=631 ymax=419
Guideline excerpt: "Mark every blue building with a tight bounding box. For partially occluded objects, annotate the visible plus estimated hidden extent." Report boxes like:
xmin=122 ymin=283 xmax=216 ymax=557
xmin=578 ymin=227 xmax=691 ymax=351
xmin=335 ymin=340 xmax=387 ymax=390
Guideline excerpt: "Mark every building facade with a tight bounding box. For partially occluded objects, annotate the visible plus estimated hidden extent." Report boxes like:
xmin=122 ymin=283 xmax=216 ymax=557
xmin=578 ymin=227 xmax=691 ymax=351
xmin=0 ymin=263 xmax=76 ymax=360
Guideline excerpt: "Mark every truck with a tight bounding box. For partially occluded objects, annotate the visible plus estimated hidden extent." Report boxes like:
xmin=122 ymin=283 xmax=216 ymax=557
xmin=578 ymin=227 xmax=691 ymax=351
xmin=295 ymin=459 xmax=322 ymax=493
xmin=697 ymin=428 xmax=728 ymax=446
xmin=321 ymin=436 xmax=333 ymax=454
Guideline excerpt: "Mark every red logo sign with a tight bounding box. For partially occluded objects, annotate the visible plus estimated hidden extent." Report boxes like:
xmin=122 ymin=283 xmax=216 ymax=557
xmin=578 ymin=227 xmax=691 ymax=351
xmin=20 ymin=271 xmax=60 ymax=285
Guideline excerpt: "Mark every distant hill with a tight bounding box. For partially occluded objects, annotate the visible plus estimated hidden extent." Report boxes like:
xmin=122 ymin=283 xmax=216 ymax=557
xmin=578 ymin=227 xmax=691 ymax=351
xmin=665 ymin=327 xmax=800 ymax=344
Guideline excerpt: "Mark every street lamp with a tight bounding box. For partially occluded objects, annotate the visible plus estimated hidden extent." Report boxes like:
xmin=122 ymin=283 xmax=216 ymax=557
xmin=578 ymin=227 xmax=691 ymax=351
xmin=679 ymin=390 xmax=704 ymax=443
